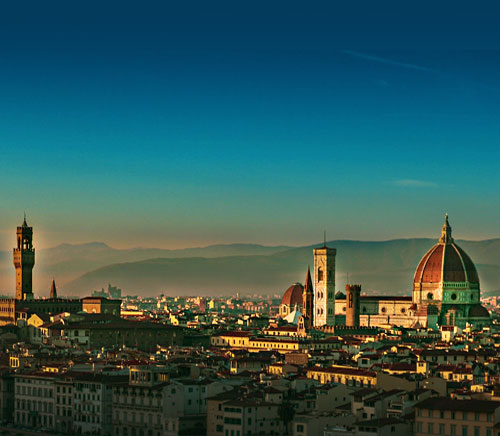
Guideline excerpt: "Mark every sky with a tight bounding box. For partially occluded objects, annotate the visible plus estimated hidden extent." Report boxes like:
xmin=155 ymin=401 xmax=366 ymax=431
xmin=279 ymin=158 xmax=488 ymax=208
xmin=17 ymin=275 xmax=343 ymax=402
xmin=1 ymin=1 xmax=500 ymax=249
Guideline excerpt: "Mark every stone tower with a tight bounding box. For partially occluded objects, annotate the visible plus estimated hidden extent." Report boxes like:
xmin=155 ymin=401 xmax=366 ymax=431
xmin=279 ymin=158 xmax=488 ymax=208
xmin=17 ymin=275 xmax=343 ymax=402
xmin=13 ymin=215 xmax=35 ymax=301
xmin=302 ymin=266 xmax=314 ymax=329
xmin=50 ymin=279 xmax=57 ymax=299
xmin=313 ymin=243 xmax=336 ymax=327
xmin=345 ymin=284 xmax=361 ymax=327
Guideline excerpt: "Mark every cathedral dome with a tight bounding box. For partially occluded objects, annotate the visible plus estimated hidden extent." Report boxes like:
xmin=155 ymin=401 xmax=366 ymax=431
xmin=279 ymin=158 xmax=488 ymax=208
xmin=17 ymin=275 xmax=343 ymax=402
xmin=281 ymin=283 xmax=304 ymax=306
xmin=413 ymin=215 xmax=479 ymax=286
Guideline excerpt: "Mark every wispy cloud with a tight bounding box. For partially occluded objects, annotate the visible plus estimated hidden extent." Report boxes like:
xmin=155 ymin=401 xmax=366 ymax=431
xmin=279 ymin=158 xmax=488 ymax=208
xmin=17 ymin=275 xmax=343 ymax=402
xmin=393 ymin=179 xmax=438 ymax=188
xmin=341 ymin=50 xmax=434 ymax=73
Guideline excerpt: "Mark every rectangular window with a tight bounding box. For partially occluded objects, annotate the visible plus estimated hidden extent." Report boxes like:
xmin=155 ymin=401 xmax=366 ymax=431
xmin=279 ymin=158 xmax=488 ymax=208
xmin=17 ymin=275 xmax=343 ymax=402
xmin=474 ymin=427 xmax=480 ymax=436
xmin=428 ymin=423 xmax=434 ymax=434
xmin=451 ymin=424 xmax=456 ymax=435
xmin=462 ymin=425 xmax=468 ymax=436
xmin=440 ymin=424 xmax=445 ymax=435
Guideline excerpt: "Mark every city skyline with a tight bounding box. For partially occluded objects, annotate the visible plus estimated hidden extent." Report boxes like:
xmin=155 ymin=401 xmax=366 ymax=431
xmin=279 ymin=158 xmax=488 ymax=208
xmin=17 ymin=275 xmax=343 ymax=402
xmin=0 ymin=5 xmax=500 ymax=436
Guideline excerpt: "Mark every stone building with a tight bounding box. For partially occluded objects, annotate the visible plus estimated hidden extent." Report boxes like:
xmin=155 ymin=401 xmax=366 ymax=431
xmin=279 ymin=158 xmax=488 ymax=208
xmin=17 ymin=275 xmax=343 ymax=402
xmin=345 ymin=284 xmax=361 ymax=328
xmin=414 ymin=397 xmax=500 ymax=436
xmin=282 ymin=215 xmax=490 ymax=330
xmin=0 ymin=370 xmax=14 ymax=423
xmin=112 ymin=366 xmax=169 ymax=436
xmin=55 ymin=377 xmax=74 ymax=434
xmin=412 ymin=214 xmax=490 ymax=328
xmin=48 ymin=318 xmax=184 ymax=352
xmin=82 ymin=296 xmax=121 ymax=316
xmin=301 ymin=267 xmax=314 ymax=329
xmin=0 ymin=217 xmax=121 ymax=326
xmin=313 ymin=244 xmax=336 ymax=327
xmin=14 ymin=215 xmax=35 ymax=301
xmin=72 ymin=372 xmax=127 ymax=436
xmin=14 ymin=371 xmax=57 ymax=430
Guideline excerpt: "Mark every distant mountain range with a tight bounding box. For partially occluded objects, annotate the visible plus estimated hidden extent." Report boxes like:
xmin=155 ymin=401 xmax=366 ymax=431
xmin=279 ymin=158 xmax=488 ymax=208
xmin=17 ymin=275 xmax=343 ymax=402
xmin=1 ymin=238 xmax=498 ymax=298
xmin=0 ymin=242 xmax=289 ymax=297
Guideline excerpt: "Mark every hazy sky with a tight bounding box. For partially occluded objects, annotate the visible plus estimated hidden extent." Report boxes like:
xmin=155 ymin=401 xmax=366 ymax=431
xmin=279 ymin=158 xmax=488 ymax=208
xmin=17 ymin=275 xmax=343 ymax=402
xmin=1 ymin=2 xmax=500 ymax=249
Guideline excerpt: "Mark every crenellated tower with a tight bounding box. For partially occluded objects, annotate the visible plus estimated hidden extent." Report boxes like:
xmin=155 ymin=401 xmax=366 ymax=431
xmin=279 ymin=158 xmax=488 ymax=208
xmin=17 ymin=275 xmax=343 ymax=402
xmin=345 ymin=284 xmax=361 ymax=327
xmin=13 ymin=215 xmax=35 ymax=300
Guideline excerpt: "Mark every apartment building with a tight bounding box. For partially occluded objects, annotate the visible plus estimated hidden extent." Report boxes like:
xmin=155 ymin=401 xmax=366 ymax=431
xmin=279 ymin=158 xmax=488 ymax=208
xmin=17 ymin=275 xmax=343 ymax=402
xmin=14 ymin=372 xmax=57 ymax=430
xmin=73 ymin=372 xmax=127 ymax=436
xmin=414 ymin=397 xmax=500 ymax=436
xmin=112 ymin=366 xmax=168 ymax=436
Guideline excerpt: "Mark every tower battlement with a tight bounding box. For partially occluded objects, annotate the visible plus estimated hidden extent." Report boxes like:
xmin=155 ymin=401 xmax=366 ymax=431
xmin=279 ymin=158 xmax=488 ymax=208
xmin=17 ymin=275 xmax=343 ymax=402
xmin=13 ymin=216 xmax=35 ymax=301
xmin=345 ymin=284 xmax=361 ymax=327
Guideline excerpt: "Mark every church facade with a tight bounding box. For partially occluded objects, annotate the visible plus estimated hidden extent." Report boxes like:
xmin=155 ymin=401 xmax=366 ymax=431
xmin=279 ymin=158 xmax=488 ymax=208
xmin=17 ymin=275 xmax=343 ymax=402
xmin=282 ymin=215 xmax=490 ymax=331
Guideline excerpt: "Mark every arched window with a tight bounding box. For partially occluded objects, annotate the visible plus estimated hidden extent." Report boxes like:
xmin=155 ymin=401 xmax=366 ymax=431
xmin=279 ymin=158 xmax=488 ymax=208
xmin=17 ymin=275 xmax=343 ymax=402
xmin=317 ymin=267 xmax=324 ymax=282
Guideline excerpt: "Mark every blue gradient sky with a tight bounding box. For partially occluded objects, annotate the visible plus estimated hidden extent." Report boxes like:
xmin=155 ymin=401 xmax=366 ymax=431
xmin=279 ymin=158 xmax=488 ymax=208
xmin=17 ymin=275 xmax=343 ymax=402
xmin=1 ymin=1 xmax=500 ymax=248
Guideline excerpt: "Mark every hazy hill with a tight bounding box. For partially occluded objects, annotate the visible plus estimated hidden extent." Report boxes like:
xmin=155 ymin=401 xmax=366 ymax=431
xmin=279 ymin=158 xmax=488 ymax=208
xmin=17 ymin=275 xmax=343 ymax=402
xmin=63 ymin=238 xmax=500 ymax=297
xmin=0 ymin=242 xmax=291 ymax=296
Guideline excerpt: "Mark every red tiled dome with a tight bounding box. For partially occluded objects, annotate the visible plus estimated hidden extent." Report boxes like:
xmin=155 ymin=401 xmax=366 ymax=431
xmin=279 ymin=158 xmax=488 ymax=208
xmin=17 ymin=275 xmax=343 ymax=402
xmin=414 ymin=216 xmax=479 ymax=286
xmin=281 ymin=283 xmax=304 ymax=306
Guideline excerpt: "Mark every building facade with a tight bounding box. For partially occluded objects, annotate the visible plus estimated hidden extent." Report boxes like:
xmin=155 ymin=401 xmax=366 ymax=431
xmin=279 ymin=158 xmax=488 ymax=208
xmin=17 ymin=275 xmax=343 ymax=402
xmin=14 ymin=372 xmax=56 ymax=430
xmin=414 ymin=397 xmax=500 ymax=436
